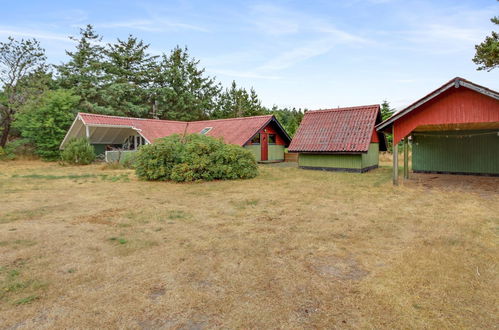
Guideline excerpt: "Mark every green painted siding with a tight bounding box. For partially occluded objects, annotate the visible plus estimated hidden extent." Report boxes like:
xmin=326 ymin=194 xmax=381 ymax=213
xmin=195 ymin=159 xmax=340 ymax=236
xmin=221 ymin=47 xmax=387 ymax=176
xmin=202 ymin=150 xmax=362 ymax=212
xmin=361 ymin=143 xmax=379 ymax=168
xmin=299 ymin=153 xmax=362 ymax=169
xmin=244 ymin=145 xmax=261 ymax=161
xmin=244 ymin=144 xmax=285 ymax=162
xmin=268 ymin=145 xmax=285 ymax=161
xmin=413 ymin=130 xmax=499 ymax=175
xmin=92 ymin=144 xmax=106 ymax=156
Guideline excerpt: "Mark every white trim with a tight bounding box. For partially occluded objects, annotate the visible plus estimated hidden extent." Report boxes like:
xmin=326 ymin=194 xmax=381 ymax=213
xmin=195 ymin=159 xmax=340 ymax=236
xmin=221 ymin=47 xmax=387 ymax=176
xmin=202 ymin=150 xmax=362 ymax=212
xmin=59 ymin=114 xmax=82 ymax=149
xmin=86 ymin=124 xmax=136 ymax=129
xmin=85 ymin=125 xmax=90 ymax=138
xmin=460 ymin=81 xmax=499 ymax=100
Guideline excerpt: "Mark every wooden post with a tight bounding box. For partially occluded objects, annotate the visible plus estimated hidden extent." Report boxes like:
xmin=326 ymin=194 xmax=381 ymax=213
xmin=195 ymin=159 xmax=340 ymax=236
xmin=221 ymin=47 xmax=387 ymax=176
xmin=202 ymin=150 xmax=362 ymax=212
xmin=393 ymin=126 xmax=398 ymax=185
xmin=403 ymin=137 xmax=409 ymax=180
xmin=393 ymin=142 xmax=398 ymax=185
xmin=85 ymin=125 xmax=90 ymax=139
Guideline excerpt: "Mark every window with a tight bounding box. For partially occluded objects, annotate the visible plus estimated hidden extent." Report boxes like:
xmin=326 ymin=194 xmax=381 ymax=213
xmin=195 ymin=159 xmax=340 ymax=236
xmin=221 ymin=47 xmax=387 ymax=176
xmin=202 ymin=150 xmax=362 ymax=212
xmin=250 ymin=134 xmax=260 ymax=144
xmin=268 ymin=134 xmax=276 ymax=144
xmin=200 ymin=127 xmax=213 ymax=135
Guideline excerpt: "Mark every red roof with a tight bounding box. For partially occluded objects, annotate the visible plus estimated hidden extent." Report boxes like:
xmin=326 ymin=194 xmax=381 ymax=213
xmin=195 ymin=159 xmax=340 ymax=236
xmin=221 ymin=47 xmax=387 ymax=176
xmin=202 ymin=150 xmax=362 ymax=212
xmin=78 ymin=113 xmax=276 ymax=146
xmin=288 ymin=105 xmax=381 ymax=153
xmin=185 ymin=116 xmax=274 ymax=146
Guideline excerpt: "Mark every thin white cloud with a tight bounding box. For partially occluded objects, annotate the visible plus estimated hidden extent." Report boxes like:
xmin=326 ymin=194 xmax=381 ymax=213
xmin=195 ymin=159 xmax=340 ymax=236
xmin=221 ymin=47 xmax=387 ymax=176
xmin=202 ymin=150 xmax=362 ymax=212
xmin=96 ymin=18 xmax=209 ymax=33
xmin=245 ymin=3 xmax=373 ymax=72
xmin=0 ymin=28 xmax=71 ymax=42
xmin=209 ymin=69 xmax=281 ymax=80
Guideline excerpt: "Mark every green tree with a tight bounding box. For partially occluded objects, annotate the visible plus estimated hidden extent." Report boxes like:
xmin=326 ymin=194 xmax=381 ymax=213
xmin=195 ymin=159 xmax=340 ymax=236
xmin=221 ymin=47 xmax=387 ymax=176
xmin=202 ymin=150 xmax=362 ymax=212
xmin=269 ymin=106 xmax=304 ymax=137
xmin=153 ymin=46 xmax=221 ymax=121
xmin=14 ymin=89 xmax=80 ymax=160
xmin=473 ymin=16 xmax=499 ymax=71
xmin=102 ymin=35 xmax=158 ymax=117
xmin=212 ymin=81 xmax=266 ymax=119
xmin=0 ymin=37 xmax=46 ymax=147
xmin=380 ymin=100 xmax=395 ymax=121
xmin=380 ymin=100 xmax=396 ymax=151
xmin=57 ymin=25 xmax=107 ymax=113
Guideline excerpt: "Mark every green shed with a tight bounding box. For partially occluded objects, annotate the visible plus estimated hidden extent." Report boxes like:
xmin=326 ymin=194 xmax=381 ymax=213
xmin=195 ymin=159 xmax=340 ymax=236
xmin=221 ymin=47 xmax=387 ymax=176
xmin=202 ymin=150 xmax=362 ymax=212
xmin=288 ymin=105 xmax=387 ymax=172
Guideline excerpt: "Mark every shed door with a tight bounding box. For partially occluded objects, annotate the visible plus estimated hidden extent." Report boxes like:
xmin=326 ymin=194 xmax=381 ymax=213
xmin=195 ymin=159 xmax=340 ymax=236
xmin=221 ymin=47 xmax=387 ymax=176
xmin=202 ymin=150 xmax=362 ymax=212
xmin=261 ymin=133 xmax=268 ymax=161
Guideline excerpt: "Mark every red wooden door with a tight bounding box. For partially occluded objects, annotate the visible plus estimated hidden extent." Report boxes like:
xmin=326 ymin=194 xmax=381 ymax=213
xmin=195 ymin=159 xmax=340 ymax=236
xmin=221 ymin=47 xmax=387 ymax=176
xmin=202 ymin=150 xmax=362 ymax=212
xmin=260 ymin=133 xmax=268 ymax=161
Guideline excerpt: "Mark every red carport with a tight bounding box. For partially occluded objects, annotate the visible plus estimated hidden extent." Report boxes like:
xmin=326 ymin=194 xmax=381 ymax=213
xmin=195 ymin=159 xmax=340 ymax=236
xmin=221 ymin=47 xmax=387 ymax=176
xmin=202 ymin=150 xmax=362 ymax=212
xmin=376 ymin=77 xmax=499 ymax=185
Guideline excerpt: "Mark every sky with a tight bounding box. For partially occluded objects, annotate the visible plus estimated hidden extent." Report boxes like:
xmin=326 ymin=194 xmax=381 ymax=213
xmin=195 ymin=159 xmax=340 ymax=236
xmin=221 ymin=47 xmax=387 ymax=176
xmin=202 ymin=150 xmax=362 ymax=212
xmin=1 ymin=0 xmax=498 ymax=110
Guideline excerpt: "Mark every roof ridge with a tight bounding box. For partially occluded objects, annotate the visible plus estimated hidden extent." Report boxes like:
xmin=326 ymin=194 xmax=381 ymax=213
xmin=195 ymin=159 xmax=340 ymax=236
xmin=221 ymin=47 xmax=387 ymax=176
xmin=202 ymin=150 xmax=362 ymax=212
xmin=79 ymin=112 xmax=185 ymax=124
xmin=308 ymin=105 xmax=380 ymax=114
xmin=79 ymin=112 xmax=273 ymax=124
xmin=190 ymin=114 xmax=273 ymax=123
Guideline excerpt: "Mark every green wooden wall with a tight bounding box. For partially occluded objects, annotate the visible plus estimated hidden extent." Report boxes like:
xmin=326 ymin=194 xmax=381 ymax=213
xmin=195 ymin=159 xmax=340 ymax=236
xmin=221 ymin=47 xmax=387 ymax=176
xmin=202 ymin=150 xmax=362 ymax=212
xmin=412 ymin=130 xmax=499 ymax=175
xmin=299 ymin=153 xmax=363 ymax=169
xmin=298 ymin=143 xmax=379 ymax=171
xmin=244 ymin=144 xmax=285 ymax=162
xmin=92 ymin=144 xmax=107 ymax=156
xmin=361 ymin=143 xmax=379 ymax=168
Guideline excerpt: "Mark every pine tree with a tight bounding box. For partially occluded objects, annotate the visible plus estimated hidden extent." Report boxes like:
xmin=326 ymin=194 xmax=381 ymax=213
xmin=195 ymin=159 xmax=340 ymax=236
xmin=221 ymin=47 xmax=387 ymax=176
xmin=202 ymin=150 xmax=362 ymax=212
xmin=380 ymin=100 xmax=395 ymax=121
xmin=213 ymin=81 xmax=266 ymax=119
xmin=473 ymin=16 xmax=499 ymax=71
xmin=102 ymin=35 xmax=158 ymax=117
xmin=153 ymin=46 xmax=221 ymax=121
xmin=380 ymin=100 xmax=396 ymax=151
xmin=57 ymin=25 xmax=106 ymax=113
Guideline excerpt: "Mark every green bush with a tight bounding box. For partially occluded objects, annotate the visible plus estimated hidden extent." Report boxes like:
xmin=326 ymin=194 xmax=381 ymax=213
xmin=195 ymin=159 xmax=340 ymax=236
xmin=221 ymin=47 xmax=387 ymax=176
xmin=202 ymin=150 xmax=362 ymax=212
xmin=120 ymin=151 xmax=138 ymax=169
xmin=13 ymin=89 xmax=80 ymax=161
xmin=135 ymin=134 xmax=258 ymax=182
xmin=61 ymin=138 xmax=96 ymax=165
xmin=0 ymin=139 xmax=36 ymax=160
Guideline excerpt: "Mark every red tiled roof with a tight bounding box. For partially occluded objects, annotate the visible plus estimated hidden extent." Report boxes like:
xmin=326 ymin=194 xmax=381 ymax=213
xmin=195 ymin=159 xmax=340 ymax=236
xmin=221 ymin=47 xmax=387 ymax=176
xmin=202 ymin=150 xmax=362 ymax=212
xmin=288 ymin=105 xmax=380 ymax=153
xmin=78 ymin=113 xmax=274 ymax=146
xmin=185 ymin=116 xmax=274 ymax=146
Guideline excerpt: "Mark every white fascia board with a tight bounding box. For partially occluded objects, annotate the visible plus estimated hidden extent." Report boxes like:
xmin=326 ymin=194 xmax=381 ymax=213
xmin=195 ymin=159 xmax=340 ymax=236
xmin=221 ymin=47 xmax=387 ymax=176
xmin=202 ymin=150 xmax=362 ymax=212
xmin=60 ymin=114 xmax=83 ymax=149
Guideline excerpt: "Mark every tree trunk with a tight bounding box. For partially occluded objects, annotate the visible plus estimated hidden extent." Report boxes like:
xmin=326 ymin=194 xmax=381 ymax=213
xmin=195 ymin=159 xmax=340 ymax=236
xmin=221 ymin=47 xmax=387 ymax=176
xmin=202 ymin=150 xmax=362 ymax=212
xmin=0 ymin=117 xmax=11 ymax=147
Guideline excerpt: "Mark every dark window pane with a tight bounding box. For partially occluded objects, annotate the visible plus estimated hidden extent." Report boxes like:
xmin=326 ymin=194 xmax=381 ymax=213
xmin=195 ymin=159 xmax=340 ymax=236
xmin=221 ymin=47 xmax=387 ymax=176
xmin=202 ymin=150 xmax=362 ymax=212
xmin=251 ymin=134 xmax=260 ymax=144
xmin=268 ymin=134 xmax=276 ymax=144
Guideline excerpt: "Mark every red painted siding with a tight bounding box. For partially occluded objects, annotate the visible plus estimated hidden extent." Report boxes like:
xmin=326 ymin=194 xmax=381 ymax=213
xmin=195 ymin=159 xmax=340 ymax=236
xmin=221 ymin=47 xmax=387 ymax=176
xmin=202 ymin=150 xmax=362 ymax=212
xmin=246 ymin=122 xmax=287 ymax=146
xmin=371 ymin=128 xmax=380 ymax=143
xmin=393 ymin=88 xmax=499 ymax=144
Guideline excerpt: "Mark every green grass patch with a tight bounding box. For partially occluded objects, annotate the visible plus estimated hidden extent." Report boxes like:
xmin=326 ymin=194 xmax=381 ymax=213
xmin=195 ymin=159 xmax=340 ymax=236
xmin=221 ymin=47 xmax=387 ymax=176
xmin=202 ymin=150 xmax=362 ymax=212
xmin=99 ymin=173 xmax=130 ymax=182
xmin=167 ymin=210 xmax=191 ymax=220
xmin=109 ymin=237 xmax=128 ymax=244
xmin=230 ymin=198 xmax=260 ymax=209
xmin=11 ymin=174 xmax=97 ymax=180
xmin=0 ymin=240 xmax=37 ymax=248
xmin=13 ymin=295 xmax=39 ymax=305
xmin=10 ymin=173 xmax=130 ymax=182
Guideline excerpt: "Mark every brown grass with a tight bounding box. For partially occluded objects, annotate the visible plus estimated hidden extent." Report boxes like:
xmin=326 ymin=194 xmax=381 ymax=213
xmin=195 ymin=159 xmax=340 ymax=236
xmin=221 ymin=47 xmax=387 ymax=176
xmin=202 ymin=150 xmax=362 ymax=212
xmin=0 ymin=160 xmax=498 ymax=328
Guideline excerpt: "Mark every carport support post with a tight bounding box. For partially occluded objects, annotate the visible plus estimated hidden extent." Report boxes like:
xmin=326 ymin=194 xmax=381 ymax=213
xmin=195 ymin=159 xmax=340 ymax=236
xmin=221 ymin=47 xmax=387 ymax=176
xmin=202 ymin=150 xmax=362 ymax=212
xmin=403 ymin=137 xmax=409 ymax=180
xmin=392 ymin=125 xmax=399 ymax=185
xmin=393 ymin=140 xmax=398 ymax=185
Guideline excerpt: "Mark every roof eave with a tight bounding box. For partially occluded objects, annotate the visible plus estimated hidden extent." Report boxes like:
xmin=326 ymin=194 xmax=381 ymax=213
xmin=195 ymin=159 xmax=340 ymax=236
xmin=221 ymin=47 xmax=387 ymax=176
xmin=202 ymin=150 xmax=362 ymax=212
xmin=376 ymin=77 xmax=499 ymax=132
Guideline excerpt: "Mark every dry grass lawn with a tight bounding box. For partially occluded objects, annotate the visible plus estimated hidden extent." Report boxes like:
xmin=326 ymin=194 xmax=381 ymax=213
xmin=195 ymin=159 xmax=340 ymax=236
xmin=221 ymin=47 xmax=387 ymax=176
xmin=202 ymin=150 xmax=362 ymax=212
xmin=0 ymin=160 xmax=498 ymax=329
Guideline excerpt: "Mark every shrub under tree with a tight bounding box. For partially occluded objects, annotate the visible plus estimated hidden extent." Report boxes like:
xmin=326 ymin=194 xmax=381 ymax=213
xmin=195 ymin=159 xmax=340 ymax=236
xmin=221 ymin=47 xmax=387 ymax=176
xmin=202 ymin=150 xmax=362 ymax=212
xmin=61 ymin=138 xmax=96 ymax=165
xmin=135 ymin=134 xmax=258 ymax=182
xmin=14 ymin=89 xmax=80 ymax=160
